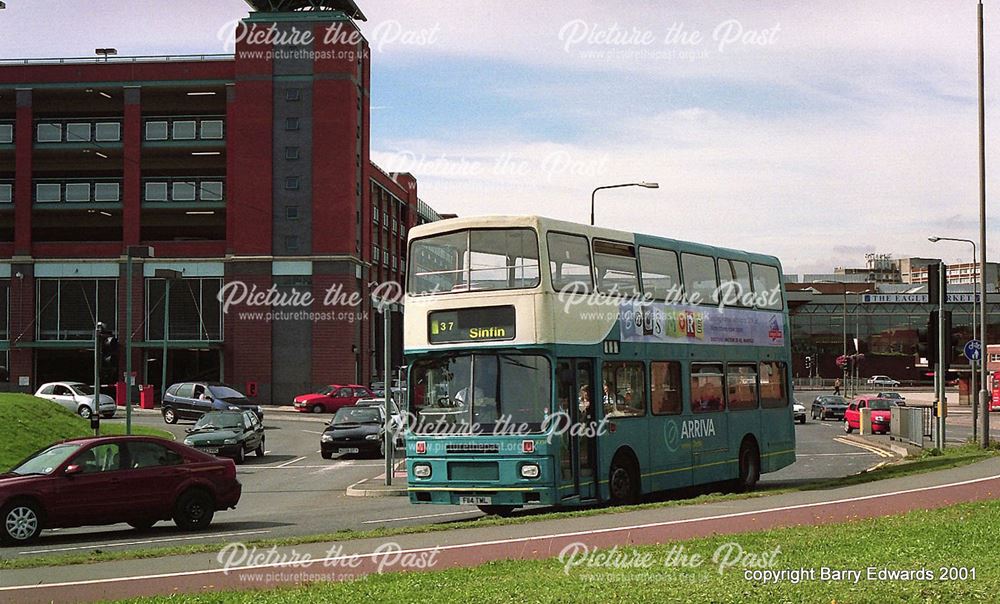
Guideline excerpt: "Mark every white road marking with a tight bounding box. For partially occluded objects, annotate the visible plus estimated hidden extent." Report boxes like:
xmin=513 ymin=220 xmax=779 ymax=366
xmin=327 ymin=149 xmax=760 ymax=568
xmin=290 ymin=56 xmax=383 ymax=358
xmin=18 ymin=530 xmax=271 ymax=556
xmin=275 ymin=456 xmax=307 ymax=468
xmin=796 ymin=452 xmax=872 ymax=457
xmin=6 ymin=470 xmax=1000 ymax=591
xmin=301 ymin=430 xmax=324 ymax=435
xmin=362 ymin=510 xmax=481 ymax=524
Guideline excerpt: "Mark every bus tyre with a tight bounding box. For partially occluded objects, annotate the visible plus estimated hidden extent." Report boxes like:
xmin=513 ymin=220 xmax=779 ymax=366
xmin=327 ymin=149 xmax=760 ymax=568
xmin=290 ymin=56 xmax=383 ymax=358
xmin=478 ymin=505 xmax=516 ymax=517
xmin=609 ymin=454 xmax=640 ymax=505
xmin=844 ymin=420 xmax=853 ymax=434
xmin=736 ymin=440 xmax=760 ymax=493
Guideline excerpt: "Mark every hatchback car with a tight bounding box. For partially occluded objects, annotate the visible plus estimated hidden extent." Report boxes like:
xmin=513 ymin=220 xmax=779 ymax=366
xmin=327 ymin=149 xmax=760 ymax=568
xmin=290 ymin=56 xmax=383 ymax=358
xmin=183 ymin=410 xmax=265 ymax=464
xmin=793 ymin=400 xmax=806 ymax=424
xmin=162 ymin=382 xmax=263 ymax=424
xmin=320 ymin=406 xmax=388 ymax=458
xmin=811 ymin=395 xmax=849 ymax=420
xmin=867 ymin=375 xmax=900 ymax=388
xmin=876 ymin=392 xmax=906 ymax=405
xmin=34 ymin=382 xmax=116 ymax=419
xmin=294 ymin=384 xmax=373 ymax=414
xmin=844 ymin=397 xmax=895 ymax=435
xmin=0 ymin=436 xmax=241 ymax=545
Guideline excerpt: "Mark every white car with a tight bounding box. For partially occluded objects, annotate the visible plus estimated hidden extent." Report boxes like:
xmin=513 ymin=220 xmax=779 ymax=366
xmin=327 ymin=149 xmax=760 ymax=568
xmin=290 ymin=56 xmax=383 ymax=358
xmin=34 ymin=382 xmax=117 ymax=419
xmin=867 ymin=375 xmax=900 ymax=388
xmin=793 ymin=401 xmax=807 ymax=424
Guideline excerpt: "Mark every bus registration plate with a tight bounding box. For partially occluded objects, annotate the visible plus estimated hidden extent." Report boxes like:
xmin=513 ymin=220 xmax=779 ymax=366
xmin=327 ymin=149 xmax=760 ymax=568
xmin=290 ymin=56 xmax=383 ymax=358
xmin=459 ymin=496 xmax=492 ymax=505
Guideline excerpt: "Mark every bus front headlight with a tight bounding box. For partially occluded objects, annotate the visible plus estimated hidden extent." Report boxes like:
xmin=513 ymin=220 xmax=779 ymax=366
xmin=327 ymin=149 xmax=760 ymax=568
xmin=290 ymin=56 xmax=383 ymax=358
xmin=520 ymin=464 xmax=540 ymax=479
xmin=413 ymin=464 xmax=432 ymax=478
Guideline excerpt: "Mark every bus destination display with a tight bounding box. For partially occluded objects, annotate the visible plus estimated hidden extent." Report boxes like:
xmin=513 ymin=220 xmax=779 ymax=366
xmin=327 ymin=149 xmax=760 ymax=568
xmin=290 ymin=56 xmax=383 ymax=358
xmin=428 ymin=306 xmax=516 ymax=343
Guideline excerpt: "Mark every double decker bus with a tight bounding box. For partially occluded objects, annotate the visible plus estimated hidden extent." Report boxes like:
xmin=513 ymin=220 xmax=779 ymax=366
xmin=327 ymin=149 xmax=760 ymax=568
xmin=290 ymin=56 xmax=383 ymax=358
xmin=403 ymin=215 xmax=794 ymax=515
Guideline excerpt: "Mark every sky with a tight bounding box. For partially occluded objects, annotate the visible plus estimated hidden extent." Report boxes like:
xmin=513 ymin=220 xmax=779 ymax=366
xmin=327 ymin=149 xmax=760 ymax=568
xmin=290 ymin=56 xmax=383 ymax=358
xmin=1 ymin=0 xmax=999 ymax=275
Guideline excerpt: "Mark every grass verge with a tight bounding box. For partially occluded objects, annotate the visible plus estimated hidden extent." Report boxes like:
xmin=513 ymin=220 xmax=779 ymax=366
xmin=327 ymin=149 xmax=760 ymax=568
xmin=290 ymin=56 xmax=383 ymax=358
xmin=1 ymin=441 xmax=995 ymax=571
xmin=119 ymin=497 xmax=1000 ymax=603
xmin=0 ymin=393 xmax=172 ymax=470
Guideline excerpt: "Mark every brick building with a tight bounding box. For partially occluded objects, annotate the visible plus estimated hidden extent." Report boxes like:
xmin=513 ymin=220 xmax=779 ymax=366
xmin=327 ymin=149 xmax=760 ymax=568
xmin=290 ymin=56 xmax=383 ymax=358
xmin=0 ymin=0 xmax=440 ymax=404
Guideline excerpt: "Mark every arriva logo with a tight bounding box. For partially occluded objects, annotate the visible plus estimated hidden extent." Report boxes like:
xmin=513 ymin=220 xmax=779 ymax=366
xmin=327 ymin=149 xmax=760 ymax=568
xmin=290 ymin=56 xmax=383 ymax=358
xmin=665 ymin=418 xmax=717 ymax=450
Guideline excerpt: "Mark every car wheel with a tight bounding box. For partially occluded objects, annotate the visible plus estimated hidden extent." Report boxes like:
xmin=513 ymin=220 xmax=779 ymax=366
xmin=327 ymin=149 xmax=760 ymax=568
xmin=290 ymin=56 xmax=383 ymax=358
xmin=799 ymin=416 xmax=806 ymax=424
xmin=1 ymin=500 xmax=43 ymax=545
xmin=163 ymin=407 xmax=177 ymax=424
xmin=255 ymin=437 xmax=265 ymax=458
xmin=127 ymin=520 xmax=156 ymax=531
xmin=844 ymin=419 xmax=853 ymax=434
xmin=736 ymin=440 xmax=761 ymax=492
xmin=321 ymin=451 xmax=332 ymax=460
xmin=235 ymin=446 xmax=245 ymax=465
xmin=312 ymin=405 xmax=324 ymax=414
xmin=608 ymin=453 xmax=640 ymax=505
xmin=77 ymin=405 xmax=93 ymax=420
xmin=173 ymin=490 xmax=215 ymax=531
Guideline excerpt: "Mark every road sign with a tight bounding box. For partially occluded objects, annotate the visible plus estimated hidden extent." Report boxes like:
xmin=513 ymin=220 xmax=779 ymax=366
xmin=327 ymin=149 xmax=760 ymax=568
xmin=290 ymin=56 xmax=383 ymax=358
xmin=964 ymin=339 xmax=982 ymax=362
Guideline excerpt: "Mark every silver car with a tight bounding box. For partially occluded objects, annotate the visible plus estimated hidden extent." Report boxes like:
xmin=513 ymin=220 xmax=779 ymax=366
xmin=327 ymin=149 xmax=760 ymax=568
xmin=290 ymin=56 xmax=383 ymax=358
xmin=34 ymin=382 xmax=117 ymax=419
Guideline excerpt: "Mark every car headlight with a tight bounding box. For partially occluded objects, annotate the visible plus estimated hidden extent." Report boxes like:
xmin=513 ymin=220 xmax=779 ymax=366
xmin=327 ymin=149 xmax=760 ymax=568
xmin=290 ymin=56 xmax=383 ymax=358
xmin=223 ymin=438 xmax=238 ymax=445
xmin=365 ymin=434 xmax=380 ymax=440
xmin=520 ymin=463 xmax=540 ymax=478
xmin=183 ymin=439 xmax=193 ymax=446
xmin=413 ymin=464 xmax=431 ymax=478
xmin=321 ymin=433 xmax=334 ymax=442
xmin=228 ymin=405 xmax=241 ymax=412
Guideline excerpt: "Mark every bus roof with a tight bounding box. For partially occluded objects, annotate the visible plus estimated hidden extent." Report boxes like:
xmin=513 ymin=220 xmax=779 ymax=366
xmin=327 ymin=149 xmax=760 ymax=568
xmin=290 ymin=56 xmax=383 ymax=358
xmin=408 ymin=215 xmax=782 ymax=269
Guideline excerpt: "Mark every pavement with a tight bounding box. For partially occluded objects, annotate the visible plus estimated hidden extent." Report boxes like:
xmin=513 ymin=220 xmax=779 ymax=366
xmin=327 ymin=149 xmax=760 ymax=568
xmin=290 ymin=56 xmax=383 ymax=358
xmin=3 ymin=454 xmax=999 ymax=603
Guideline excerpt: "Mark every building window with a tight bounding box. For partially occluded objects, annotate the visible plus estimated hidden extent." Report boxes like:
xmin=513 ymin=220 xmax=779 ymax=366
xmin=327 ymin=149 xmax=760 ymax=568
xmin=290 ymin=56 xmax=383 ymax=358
xmin=285 ymin=88 xmax=301 ymax=101
xmin=172 ymin=121 xmax=197 ymax=140
xmin=383 ymin=211 xmax=389 ymax=226
xmin=66 ymin=123 xmax=92 ymax=143
xmin=35 ymin=183 xmax=62 ymax=203
xmin=36 ymin=123 xmax=62 ymax=143
xmin=373 ymin=206 xmax=379 ymax=224
xmin=145 ymin=278 xmax=222 ymax=341
xmin=145 ymin=121 xmax=168 ymax=141
xmin=64 ymin=183 xmax=91 ymax=203
xmin=285 ymin=146 xmax=300 ymax=160
xmin=95 ymin=122 xmax=121 ymax=142
xmin=94 ymin=182 xmax=120 ymax=202
xmin=285 ymin=177 xmax=300 ymax=190
xmin=392 ymin=218 xmax=398 ymax=234
xmin=37 ymin=279 xmax=117 ymax=340
xmin=285 ymin=235 xmax=299 ymax=252
xmin=172 ymin=181 xmax=197 ymax=202
xmin=373 ymin=246 xmax=380 ymax=263
xmin=0 ymin=123 xmax=12 ymax=144
xmin=0 ymin=183 xmax=11 ymax=203
xmin=144 ymin=182 xmax=168 ymax=202
xmin=285 ymin=117 xmax=300 ymax=131
xmin=200 ymin=181 xmax=224 ymax=201
xmin=286 ymin=206 xmax=299 ymax=220
xmin=200 ymin=120 xmax=224 ymax=140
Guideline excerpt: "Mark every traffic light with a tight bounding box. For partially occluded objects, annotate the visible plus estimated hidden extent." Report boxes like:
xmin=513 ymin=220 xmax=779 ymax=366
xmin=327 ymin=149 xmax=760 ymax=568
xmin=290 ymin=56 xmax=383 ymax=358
xmin=927 ymin=263 xmax=948 ymax=304
xmin=98 ymin=324 xmax=119 ymax=384
xmin=927 ymin=309 xmax=953 ymax=368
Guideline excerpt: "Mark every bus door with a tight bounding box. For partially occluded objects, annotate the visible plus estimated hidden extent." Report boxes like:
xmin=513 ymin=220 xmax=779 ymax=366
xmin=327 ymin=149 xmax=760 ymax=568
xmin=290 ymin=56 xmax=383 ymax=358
xmin=556 ymin=359 xmax=598 ymax=502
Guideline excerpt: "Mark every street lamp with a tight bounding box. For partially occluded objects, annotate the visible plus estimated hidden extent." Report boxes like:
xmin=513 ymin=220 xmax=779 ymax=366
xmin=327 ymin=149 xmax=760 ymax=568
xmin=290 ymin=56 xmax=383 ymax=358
xmin=154 ymin=269 xmax=182 ymax=406
xmin=95 ymin=48 xmax=118 ymax=62
xmin=929 ymin=236 xmax=980 ymax=440
xmin=590 ymin=182 xmax=659 ymax=226
xmin=124 ymin=246 xmax=154 ymax=434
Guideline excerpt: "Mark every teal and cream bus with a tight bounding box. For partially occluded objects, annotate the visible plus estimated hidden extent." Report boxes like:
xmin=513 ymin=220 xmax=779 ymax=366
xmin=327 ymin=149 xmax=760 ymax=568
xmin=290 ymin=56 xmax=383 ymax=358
xmin=403 ymin=215 xmax=794 ymax=515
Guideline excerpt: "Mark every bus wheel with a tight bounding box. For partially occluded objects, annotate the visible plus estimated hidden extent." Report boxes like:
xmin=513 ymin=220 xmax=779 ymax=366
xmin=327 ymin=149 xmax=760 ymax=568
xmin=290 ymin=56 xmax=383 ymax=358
xmin=609 ymin=454 xmax=639 ymax=505
xmin=477 ymin=505 xmax=516 ymax=517
xmin=736 ymin=440 xmax=760 ymax=493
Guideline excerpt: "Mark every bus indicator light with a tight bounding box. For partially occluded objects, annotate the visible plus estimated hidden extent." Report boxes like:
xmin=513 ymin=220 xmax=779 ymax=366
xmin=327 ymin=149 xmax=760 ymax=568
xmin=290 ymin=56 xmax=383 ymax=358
xmin=522 ymin=440 xmax=534 ymax=453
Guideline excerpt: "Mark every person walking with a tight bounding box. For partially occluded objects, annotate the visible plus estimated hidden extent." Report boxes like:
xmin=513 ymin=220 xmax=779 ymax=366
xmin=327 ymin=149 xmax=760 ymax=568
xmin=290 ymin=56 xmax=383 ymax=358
xmin=833 ymin=378 xmax=842 ymax=396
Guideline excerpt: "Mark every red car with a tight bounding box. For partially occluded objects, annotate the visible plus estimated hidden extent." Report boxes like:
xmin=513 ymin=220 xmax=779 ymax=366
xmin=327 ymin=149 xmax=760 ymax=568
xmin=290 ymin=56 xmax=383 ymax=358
xmin=293 ymin=384 xmax=374 ymax=414
xmin=0 ymin=436 xmax=241 ymax=545
xmin=843 ymin=397 xmax=894 ymax=435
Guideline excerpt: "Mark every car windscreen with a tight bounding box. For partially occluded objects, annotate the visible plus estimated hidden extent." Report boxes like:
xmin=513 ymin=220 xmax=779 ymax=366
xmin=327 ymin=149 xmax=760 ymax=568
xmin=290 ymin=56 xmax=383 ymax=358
xmin=870 ymin=400 xmax=893 ymax=411
xmin=820 ymin=397 xmax=846 ymax=405
xmin=194 ymin=412 xmax=242 ymax=430
xmin=332 ymin=407 xmax=382 ymax=424
xmin=208 ymin=386 xmax=245 ymax=399
xmin=319 ymin=385 xmax=336 ymax=395
xmin=10 ymin=443 xmax=82 ymax=475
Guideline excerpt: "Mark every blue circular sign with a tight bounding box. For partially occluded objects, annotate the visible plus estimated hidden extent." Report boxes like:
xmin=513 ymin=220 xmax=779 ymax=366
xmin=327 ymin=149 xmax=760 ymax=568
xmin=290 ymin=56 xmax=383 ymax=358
xmin=964 ymin=339 xmax=982 ymax=361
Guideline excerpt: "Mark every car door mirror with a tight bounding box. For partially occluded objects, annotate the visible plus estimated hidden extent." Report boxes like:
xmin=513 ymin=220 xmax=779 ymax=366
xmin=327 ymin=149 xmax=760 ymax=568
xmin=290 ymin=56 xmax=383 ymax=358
xmin=185 ymin=427 xmax=194 ymax=434
xmin=64 ymin=464 xmax=83 ymax=476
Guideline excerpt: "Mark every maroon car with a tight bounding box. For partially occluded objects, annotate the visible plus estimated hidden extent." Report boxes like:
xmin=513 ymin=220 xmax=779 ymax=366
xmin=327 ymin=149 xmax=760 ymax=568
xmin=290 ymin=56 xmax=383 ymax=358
xmin=0 ymin=436 xmax=242 ymax=545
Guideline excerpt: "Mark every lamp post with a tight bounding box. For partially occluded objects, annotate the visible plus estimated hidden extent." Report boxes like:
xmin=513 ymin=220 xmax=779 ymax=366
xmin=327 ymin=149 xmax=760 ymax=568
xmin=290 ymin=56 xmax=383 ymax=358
xmin=154 ymin=269 xmax=182 ymax=405
xmin=124 ymin=246 xmax=154 ymax=434
xmin=929 ymin=236 xmax=979 ymax=440
xmin=590 ymin=182 xmax=659 ymax=226
xmin=95 ymin=48 xmax=118 ymax=62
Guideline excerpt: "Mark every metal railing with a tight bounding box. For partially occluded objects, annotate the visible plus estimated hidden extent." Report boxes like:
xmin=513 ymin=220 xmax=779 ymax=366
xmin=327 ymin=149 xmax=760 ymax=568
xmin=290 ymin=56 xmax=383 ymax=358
xmin=891 ymin=405 xmax=932 ymax=447
xmin=0 ymin=54 xmax=234 ymax=66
